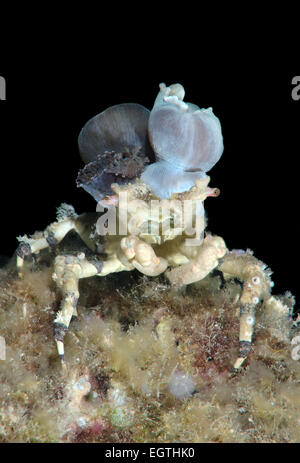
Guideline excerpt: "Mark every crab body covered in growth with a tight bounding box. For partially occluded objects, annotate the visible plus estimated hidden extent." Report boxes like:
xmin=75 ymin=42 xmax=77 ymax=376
xmin=16 ymin=83 xmax=279 ymax=370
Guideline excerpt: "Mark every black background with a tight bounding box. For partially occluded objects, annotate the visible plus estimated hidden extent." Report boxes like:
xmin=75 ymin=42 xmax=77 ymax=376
xmin=0 ymin=51 xmax=299 ymax=305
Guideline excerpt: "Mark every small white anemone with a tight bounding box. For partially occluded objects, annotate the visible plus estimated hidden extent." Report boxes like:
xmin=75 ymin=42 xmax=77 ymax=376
xmin=168 ymin=370 xmax=195 ymax=400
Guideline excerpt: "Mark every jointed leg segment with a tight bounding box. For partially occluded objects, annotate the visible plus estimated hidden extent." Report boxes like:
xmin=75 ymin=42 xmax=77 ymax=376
xmin=218 ymin=251 xmax=273 ymax=369
xmin=15 ymin=205 xmax=106 ymax=364
xmin=16 ymin=215 xmax=77 ymax=277
xmin=53 ymin=254 xmax=103 ymax=363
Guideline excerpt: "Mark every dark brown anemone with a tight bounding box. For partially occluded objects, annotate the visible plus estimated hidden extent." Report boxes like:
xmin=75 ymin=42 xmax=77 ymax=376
xmin=76 ymin=148 xmax=150 ymax=201
xmin=77 ymin=103 xmax=154 ymax=200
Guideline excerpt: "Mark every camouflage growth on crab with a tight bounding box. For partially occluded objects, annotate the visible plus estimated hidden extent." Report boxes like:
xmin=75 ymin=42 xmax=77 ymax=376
xmin=15 ymin=83 xmax=285 ymax=371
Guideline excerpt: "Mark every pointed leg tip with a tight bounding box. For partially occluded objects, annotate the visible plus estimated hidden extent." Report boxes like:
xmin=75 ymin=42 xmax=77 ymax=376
xmin=233 ymin=357 xmax=246 ymax=370
xmin=59 ymin=355 xmax=67 ymax=371
xmin=17 ymin=268 xmax=24 ymax=279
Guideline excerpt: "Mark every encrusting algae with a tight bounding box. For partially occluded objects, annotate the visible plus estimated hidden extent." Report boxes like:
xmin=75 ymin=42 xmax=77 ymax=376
xmin=0 ymin=251 xmax=299 ymax=443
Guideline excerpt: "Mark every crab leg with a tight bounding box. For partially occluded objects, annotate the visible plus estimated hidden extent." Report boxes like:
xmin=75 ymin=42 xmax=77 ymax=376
xmin=53 ymin=254 xmax=103 ymax=364
xmin=233 ymin=305 xmax=256 ymax=370
xmin=16 ymin=237 xmax=49 ymax=277
xmin=218 ymin=252 xmax=272 ymax=369
xmin=16 ymin=206 xmax=77 ymax=277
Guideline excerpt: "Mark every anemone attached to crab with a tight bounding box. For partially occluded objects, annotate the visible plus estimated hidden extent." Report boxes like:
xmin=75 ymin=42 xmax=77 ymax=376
xmin=16 ymin=82 xmax=278 ymax=371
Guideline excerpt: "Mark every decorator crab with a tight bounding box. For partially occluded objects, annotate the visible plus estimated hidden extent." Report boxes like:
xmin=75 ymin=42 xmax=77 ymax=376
xmin=16 ymin=82 xmax=275 ymax=371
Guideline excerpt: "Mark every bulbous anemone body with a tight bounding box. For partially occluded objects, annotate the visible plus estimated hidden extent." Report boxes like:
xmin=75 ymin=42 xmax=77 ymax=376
xmin=141 ymin=83 xmax=224 ymax=199
xmin=149 ymin=102 xmax=223 ymax=172
xmin=78 ymin=103 xmax=153 ymax=165
xmin=77 ymin=103 xmax=153 ymax=201
xmin=140 ymin=161 xmax=207 ymax=200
